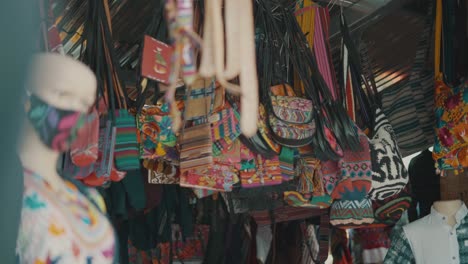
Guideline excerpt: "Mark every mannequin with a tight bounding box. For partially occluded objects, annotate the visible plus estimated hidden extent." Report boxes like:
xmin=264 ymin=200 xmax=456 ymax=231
xmin=19 ymin=53 xmax=96 ymax=190
xmin=433 ymin=199 xmax=463 ymax=227
xmin=16 ymin=53 xmax=115 ymax=263
xmin=384 ymin=171 xmax=468 ymax=264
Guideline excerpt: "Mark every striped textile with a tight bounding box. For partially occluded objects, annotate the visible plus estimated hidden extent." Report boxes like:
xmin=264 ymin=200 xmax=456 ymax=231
xmin=313 ymin=6 xmax=338 ymax=99
xmin=114 ymin=110 xmax=140 ymax=171
xmin=373 ymin=190 xmax=411 ymax=225
xmin=279 ymin=147 xmax=297 ymax=181
xmin=179 ymin=122 xmax=213 ymax=172
xmin=330 ymin=198 xmax=374 ymax=227
xmin=379 ymin=2 xmax=434 ymax=156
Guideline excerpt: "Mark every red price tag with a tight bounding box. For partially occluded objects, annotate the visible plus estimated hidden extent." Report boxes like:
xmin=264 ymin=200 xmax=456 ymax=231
xmin=141 ymin=35 xmax=173 ymax=84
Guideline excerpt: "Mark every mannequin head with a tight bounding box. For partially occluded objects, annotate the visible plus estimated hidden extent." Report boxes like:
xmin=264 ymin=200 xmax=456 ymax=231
xmin=19 ymin=53 xmax=97 ymax=181
xmin=24 ymin=53 xmax=97 ymax=152
xmin=27 ymin=53 xmax=96 ymax=112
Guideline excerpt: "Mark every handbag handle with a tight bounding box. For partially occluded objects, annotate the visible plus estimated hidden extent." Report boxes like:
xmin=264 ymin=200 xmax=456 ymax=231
xmin=313 ymin=7 xmax=337 ymax=100
xmin=135 ymin=0 xmax=166 ymax=112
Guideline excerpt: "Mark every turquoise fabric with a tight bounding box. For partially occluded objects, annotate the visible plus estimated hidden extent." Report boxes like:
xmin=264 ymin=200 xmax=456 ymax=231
xmin=122 ymin=170 xmax=146 ymax=210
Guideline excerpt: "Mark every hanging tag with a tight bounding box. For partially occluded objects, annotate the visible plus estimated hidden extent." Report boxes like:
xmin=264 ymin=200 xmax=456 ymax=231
xmin=141 ymin=35 xmax=173 ymax=84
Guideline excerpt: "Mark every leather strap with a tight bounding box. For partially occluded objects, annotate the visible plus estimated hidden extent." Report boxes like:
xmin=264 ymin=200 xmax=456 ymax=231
xmin=313 ymin=7 xmax=336 ymax=100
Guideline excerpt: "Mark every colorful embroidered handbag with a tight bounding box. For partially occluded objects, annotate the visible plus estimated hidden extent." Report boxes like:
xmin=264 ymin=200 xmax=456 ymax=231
xmin=270 ymin=94 xmax=313 ymax=124
xmin=114 ymin=109 xmax=140 ymax=170
xmin=331 ymin=130 xmax=372 ymax=201
xmin=137 ymin=103 xmax=178 ymax=161
xmin=208 ymin=106 xmax=241 ymax=156
xmin=180 ymin=163 xmax=239 ymax=191
xmin=182 ymin=139 xmax=241 ymax=192
xmin=433 ymin=0 xmax=468 ymax=173
xmin=240 ymin=143 xmax=282 ymax=188
xmin=267 ymin=84 xmax=316 ymax=147
xmin=70 ymin=107 xmax=99 ymax=167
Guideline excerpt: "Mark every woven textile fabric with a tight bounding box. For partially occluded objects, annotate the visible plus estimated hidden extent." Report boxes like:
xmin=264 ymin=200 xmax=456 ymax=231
xmin=368 ymin=109 xmax=409 ymax=201
xmin=379 ymin=2 xmax=435 ymax=156
xmin=330 ymin=198 xmax=374 ymax=227
xmin=383 ymin=228 xmax=415 ymax=264
xmin=433 ymin=79 xmax=468 ymax=171
xmin=270 ymin=95 xmax=313 ymax=124
xmin=114 ymin=109 xmax=140 ymax=170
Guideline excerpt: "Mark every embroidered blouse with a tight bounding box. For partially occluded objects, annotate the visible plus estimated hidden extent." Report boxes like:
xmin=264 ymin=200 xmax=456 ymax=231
xmin=384 ymin=204 xmax=468 ymax=264
xmin=16 ymin=168 xmax=115 ymax=263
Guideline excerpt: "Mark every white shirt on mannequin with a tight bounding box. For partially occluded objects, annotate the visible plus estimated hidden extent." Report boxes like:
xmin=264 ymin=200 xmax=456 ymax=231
xmin=403 ymin=203 xmax=468 ymax=264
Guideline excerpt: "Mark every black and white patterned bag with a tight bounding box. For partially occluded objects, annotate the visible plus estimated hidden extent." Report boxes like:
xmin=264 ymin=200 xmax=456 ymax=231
xmin=368 ymin=108 xmax=409 ymax=201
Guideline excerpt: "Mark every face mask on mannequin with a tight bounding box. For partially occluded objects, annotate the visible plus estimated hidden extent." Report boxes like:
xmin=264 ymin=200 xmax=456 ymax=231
xmin=26 ymin=93 xmax=95 ymax=152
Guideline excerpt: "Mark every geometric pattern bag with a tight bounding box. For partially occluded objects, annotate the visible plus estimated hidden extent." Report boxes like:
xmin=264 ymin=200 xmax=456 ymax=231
xmin=240 ymin=143 xmax=283 ymax=188
xmin=373 ymin=185 xmax=411 ymax=225
xmin=331 ymin=129 xmax=372 ymax=201
xmin=268 ymin=84 xmax=316 ymax=147
xmin=208 ymin=106 xmax=241 ymax=156
xmin=330 ymin=198 xmax=374 ymax=227
xmin=181 ymin=141 xmax=241 ymax=192
xmin=368 ymin=109 xmax=409 ymax=201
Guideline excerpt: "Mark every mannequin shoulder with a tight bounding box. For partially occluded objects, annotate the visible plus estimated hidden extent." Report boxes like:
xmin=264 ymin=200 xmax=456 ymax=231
xmin=403 ymin=215 xmax=433 ymax=233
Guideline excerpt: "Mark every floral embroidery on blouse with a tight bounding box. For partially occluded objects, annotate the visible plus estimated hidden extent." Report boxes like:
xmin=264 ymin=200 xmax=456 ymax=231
xmin=17 ymin=169 xmax=115 ymax=263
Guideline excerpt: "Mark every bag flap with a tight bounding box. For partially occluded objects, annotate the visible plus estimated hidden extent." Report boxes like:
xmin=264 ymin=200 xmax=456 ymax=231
xmin=270 ymin=95 xmax=313 ymax=124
